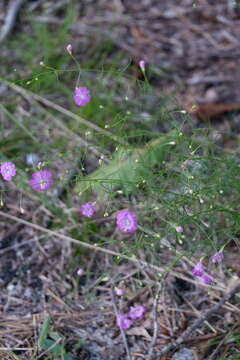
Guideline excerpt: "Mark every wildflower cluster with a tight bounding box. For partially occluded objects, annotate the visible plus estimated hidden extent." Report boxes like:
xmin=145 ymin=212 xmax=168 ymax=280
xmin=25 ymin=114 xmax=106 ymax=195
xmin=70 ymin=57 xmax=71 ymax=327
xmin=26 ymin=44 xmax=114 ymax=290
xmin=192 ymin=249 xmax=224 ymax=285
xmin=80 ymin=203 xmax=138 ymax=234
xmin=0 ymin=161 xmax=54 ymax=192
xmin=113 ymin=280 xmax=145 ymax=330
xmin=0 ymin=160 xmax=139 ymax=236
xmin=116 ymin=305 xmax=146 ymax=330
xmin=2 ymin=46 xmax=233 ymax=330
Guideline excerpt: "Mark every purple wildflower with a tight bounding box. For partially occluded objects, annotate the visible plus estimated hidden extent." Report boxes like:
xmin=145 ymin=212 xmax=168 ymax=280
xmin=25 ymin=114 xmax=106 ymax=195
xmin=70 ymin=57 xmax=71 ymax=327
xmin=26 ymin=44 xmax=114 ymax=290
xmin=74 ymin=87 xmax=91 ymax=107
xmin=116 ymin=314 xmax=132 ymax=330
xmin=77 ymin=268 xmax=84 ymax=276
xmin=66 ymin=44 xmax=72 ymax=55
xmin=211 ymin=251 xmax=224 ymax=264
xmin=139 ymin=60 xmax=145 ymax=73
xmin=29 ymin=170 xmax=53 ymax=191
xmin=198 ymin=273 xmax=213 ymax=286
xmin=175 ymin=226 xmax=183 ymax=233
xmin=116 ymin=209 xmax=138 ymax=234
xmin=81 ymin=202 xmax=95 ymax=218
xmin=192 ymin=262 xmax=204 ymax=277
xmin=0 ymin=162 xmax=16 ymax=181
xmin=115 ymin=287 xmax=125 ymax=297
xmin=128 ymin=305 xmax=145 ymax=320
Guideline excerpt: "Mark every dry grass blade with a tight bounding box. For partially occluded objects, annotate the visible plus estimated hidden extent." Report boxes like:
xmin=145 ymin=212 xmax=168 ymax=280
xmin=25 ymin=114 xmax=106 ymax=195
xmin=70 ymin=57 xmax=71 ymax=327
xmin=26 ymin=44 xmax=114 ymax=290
xmin=152 ymin=278 xmax=240 ymax=358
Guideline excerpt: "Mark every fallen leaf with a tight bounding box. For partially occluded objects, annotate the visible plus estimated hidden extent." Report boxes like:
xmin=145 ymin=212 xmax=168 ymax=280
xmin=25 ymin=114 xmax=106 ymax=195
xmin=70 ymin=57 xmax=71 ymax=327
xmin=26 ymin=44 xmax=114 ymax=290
xmin=188 ymin=103 xmax=240 ymax=120
xmin=127 ymin=326 xmax=152 ymax=341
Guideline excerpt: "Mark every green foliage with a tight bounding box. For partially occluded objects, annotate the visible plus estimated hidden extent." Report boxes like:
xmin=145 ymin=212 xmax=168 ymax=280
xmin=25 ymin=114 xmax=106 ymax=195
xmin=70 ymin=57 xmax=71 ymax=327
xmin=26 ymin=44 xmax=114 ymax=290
xmin=1 ymin=3 xmax=240 ymax=276
xmin=39 ymin=316 xmax=75 ymax=359
xmin=75 ymin=132 xmax=177 ymax=195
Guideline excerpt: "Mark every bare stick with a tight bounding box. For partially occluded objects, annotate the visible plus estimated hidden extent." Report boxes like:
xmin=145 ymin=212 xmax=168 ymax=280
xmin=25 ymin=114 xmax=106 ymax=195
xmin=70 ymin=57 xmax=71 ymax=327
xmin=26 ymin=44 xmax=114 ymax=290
xmin=147 ymin=285 xmax=162 ymax=360
xmin=151 ymin=279 xmax=240 ymax=358
xmin=110 ymin=284 xmax=132 ymax=360
xmin=0 ymin=0 xmax=24 ymax=43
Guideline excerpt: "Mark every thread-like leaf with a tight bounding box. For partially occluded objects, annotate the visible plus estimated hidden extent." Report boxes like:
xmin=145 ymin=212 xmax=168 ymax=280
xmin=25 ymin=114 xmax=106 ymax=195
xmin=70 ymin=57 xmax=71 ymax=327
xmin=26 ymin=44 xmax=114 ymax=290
xmin=75 ymin=132 xmax=176 ymax=195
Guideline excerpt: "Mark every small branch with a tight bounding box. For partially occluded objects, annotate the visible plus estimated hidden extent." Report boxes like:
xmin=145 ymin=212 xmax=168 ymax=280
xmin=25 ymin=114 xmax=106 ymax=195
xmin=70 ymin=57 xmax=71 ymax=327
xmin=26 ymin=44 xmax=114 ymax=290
xmin=151 ymin=279 xmax=240 ymax=358
xmin=0 ymin=0 xmax=24 ymax=43
xmin=110 ymin=284 xmax=132 ymax=360
xmin=147 ymin=285 xmax=162 ymax=360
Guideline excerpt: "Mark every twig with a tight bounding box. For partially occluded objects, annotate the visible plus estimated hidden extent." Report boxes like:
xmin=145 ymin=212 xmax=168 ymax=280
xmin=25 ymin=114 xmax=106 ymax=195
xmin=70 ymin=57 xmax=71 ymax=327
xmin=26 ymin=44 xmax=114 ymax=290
xmin=0 ymin=211 xmax=226 ymax=292
xmin=205 ymin=323 xmax=239 ymax=360
xmin=0 ymin=238 xmax=36 ymax=255
xmin=147 ymin=285 xmax=162 ymax=360
xmin=0 ymin=347 xmax=33 ymax=351
xmin=110 ymin=284 xmax=132 ymax=360
xmin=151 ymin=278 xmax=240 ymax=358
xmin=0 ymin=0 xmax=24 ymax=43
xmin=174 ymin=286 xmax=216 ymax=334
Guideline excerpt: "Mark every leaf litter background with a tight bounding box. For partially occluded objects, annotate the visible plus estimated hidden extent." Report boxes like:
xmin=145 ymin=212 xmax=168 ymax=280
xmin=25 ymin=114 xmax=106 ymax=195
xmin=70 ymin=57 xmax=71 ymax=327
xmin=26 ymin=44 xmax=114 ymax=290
xmin=0 ymin=0 xmax=240 ymax=359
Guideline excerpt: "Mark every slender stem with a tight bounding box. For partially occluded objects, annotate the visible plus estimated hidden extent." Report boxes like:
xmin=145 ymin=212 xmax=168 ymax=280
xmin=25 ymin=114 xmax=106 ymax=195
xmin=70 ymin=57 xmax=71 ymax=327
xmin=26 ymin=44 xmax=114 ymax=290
xmin=110 ymin=284 xmax=132 ymax=360
xmin=0 ymin=211 xmax=226 ymax=293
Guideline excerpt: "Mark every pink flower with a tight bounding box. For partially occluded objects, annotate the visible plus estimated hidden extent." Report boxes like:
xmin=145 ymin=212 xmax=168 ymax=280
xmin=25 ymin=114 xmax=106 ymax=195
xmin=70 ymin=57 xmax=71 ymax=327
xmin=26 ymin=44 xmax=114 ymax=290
xmin=139 ymin=60 xmax=145 ymax=73
xmin=175 ymin=226 xmax=183 ymax=233
xmin=77 ymin=268 xmax=84 ymax=276
xmin=66 ymin=44 xmax=72 ymax=54
xmin=115 ymin=287 xmax=125 ymax=296
xmin=81 ymin=202 xmax=95 ymax=218
xmin=29 ymin=170 xmax=53 ymax=191
xmin=128 ymin=305 xmax=145 ymax=320
xmin=116 ymin=314 xmax=132 ymax=330
xmin=192 ymin=262 xmax=204 ymax=277
xmin=0 ymin=162 xmax=16 ymax=181
xmin=198 ymin=273 xmax=213 ymax=286
xmin=116 ymin=210 xmax=138 ymax=234
xmin=74 ymin=87 xmax=91 ymax=107
xmin=211 ymin=251 xmax=224 ymax=264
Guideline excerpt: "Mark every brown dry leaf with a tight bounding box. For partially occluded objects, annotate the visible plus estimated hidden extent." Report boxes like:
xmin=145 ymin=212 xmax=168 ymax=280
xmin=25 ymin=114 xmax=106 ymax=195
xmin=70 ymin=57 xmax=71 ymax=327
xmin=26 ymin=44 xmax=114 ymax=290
xmin=188 ymin=103 xmax=240 ymax=120
xmin=127 ymin=326 xmax=152 ymax=341
xmin=141 ymin=317 xmax=152 ymax=330
xmin=184 ymin=334 xmax=221 ymax=359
